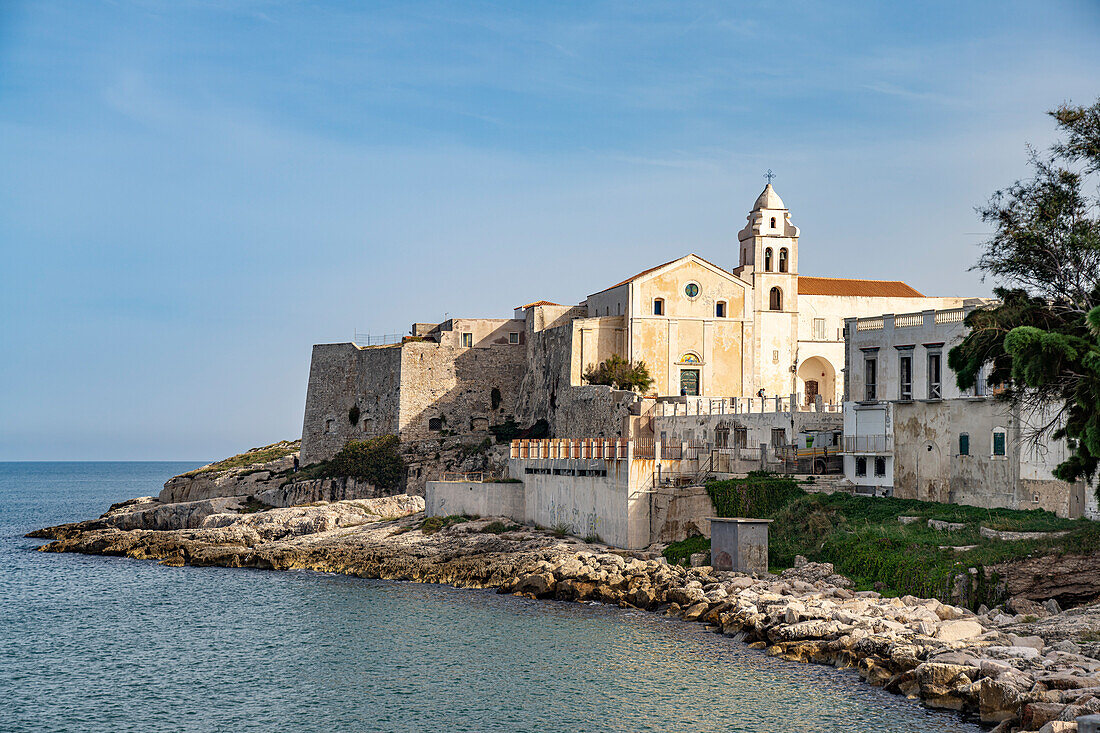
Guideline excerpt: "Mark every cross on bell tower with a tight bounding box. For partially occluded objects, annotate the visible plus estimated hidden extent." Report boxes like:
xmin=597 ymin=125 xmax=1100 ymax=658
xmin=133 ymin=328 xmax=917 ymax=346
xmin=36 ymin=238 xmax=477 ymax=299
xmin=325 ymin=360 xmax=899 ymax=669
xmin=764 ymin=169 xmax=776 ymax=185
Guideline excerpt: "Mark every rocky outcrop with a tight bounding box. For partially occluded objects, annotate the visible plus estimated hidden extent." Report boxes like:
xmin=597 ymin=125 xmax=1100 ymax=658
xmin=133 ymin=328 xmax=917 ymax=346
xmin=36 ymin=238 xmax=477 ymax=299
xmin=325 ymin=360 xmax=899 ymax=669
xmin=995 ymin=554 xmax=1100 ymax=609
xmin=27 ymin=497 xmax=1100 ymax=732
xmin=160 ymin=441 xmax=299 ymax=503
xmin=257 ymin=476 xmax=385 ymax=508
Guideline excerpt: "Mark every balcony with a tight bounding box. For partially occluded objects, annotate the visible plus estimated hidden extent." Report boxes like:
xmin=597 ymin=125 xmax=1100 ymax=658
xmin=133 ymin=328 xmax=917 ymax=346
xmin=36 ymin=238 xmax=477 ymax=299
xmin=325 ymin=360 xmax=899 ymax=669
xmin=843 ymin=435 xmax=893 ymax=453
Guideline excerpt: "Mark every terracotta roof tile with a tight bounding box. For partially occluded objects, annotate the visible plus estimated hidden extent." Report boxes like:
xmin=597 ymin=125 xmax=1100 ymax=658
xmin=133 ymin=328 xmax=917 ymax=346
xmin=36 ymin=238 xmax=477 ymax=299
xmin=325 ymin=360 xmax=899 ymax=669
xmin=517 ymin=300 xmax=562 ymax=309
xmin=797 ymin=276 xmax=925 ymax=298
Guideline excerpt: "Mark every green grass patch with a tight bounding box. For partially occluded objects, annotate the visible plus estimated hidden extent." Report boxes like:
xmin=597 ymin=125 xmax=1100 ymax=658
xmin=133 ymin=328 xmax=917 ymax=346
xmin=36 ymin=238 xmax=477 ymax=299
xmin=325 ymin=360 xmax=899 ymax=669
xmin=663 ymin=535 xmax=711 ymax=566
xmin=768 ymin=492 xmax=1100 ymax=604
xmin=179 ymin=441 xmax=299 ymax=478
xmin=420 ymin=514 xmax=474 ymax=535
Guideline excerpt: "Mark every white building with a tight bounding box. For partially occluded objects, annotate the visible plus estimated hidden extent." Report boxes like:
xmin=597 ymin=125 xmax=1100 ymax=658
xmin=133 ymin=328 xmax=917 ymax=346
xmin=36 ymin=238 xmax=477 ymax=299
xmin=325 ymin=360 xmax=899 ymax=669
xmin=842 ymin=305 xmax=1092 ymax=519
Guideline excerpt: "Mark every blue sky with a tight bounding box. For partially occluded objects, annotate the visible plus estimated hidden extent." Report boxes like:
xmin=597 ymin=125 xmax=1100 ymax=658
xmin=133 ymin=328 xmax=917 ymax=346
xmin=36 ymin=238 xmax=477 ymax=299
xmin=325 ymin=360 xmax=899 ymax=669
xmin=2 ymin=1 xmax=1099 ymax=460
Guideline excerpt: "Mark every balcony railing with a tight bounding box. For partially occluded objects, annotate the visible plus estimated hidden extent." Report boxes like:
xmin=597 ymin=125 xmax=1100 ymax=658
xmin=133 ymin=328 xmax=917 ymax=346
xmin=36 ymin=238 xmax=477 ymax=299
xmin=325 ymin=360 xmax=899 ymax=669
xmin=843 ymin=435 xmax=892 ymax=453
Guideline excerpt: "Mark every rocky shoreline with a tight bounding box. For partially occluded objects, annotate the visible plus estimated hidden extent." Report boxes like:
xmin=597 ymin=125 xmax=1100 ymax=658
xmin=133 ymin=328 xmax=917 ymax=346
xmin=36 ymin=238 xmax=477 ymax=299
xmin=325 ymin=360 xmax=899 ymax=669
xmin=29 ymin=496 xmax=1100 ymax=733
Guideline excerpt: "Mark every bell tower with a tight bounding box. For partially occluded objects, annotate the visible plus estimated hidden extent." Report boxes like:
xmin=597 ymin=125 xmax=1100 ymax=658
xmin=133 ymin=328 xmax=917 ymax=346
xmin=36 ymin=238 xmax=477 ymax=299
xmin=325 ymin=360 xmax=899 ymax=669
xmin=734 ymin=181 xmax=801 ymax=397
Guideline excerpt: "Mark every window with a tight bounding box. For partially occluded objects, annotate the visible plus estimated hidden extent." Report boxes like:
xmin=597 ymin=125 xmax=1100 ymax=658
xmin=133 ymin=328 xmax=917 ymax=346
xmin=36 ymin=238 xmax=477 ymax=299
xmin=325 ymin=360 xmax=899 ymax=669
xmin=812 ymin=318 xmax=826 ymax=340
xmin=770 ymin=216 xmax=777 ymax=229
xmin=855 ymin=457 xmax=867 ymax=476
xmin=715 ymin=427 xmax=729 ymax=448
xmin=927 ymin=350 xmax=942 ymax=399
xmin=771 ymin=428 xmax=787 ymax=447
xmin=874 ymin=457 xmax=886 ymax=476
xmin=959 ymin=433 xmax=969 ymax=456
xmin=764 ymin=248 xmax=773 ymax=271
xmin=324 ymin=418 xmax=333 ymax=434
xmin=734 ymin=427 xmax=748 ymax=449
xmin=684 ymin=282 xmax=700 ymax=298
xmin=899 ymin=354 xmax=913 ymax=400
xmin=461 ymin=332 xmax=473 ymax=347
xmin=653 ymin=298 xmax=664 ymax=316
xmin=428 ymin=417 xmax=443 ymax=431
xmin=974 ymin=364 xmax=986 ymax=396
xmin=769 ymin=287 xmax=782 ymax=311
xmin=993 ymin=430 xmax=1006 ymax=457
xmin=508 ymin=332 xmax=520 ymax=344
xmin=715 ymin=301 xmax=726 ymax=318
xmin=864 ymin=356 xmax=877 ymax=401
xmin=778 ymin=248 xmax=788 ymax=273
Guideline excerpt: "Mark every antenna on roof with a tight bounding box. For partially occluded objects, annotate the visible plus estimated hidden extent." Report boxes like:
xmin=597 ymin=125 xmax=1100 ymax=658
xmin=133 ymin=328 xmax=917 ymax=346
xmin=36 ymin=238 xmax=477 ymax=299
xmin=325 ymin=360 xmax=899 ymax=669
xmin=764 ymin=169 xmax=776 ymax=185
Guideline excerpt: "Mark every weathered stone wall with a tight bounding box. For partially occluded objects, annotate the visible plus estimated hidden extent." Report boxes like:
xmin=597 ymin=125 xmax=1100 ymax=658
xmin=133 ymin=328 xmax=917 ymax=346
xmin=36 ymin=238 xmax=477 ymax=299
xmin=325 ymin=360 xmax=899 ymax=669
xmin=892 ymin=400 xmax=1087 ymax=517
xmin=514 ymin=320 xmax=635 ymax=439
xmin=300 ymin=339 xmax=525 ymax=469
xmin=300 ymin=343 xmax=403 ymax=464
xmin=397 ymin=341 xmax=526 ymax=442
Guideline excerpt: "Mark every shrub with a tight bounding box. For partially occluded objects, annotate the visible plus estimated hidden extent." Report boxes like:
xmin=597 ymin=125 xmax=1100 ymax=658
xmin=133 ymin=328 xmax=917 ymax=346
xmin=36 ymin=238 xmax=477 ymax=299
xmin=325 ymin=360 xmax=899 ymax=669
xmin=706 ymin=475 xmax=806 ymax=519
xmin=663 ymin=535 xmax=710 ymax=566
xmin=550 ymin=522 xmax=573 ymax=538
xmin=481 ymin=521 xmax=521 ymax=534
xmin=420 ymin=515 xmax=472 ymax=535
xmin=583 ymin=354 xmax=654 ymax=393
xmin=293 ymin=435 xmax=405 ymax=489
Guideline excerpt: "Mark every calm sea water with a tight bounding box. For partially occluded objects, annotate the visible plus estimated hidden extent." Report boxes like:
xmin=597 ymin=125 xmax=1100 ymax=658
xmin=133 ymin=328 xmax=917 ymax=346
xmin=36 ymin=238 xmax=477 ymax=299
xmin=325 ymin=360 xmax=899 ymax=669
xmin=1 ymin=462 xmax=982 ymax=733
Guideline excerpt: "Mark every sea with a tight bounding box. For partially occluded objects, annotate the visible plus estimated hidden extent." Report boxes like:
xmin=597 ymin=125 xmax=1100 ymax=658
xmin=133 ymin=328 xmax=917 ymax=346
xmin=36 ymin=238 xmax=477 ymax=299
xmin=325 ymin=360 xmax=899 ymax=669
xmin=0 ymin=462 xmax=983 ymax=732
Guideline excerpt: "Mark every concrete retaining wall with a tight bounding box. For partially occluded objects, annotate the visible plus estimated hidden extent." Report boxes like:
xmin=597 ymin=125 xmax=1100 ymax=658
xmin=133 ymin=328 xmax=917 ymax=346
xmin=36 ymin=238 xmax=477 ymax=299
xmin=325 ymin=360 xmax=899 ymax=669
xmin=424 ymin=481 xmax=525 ymax=519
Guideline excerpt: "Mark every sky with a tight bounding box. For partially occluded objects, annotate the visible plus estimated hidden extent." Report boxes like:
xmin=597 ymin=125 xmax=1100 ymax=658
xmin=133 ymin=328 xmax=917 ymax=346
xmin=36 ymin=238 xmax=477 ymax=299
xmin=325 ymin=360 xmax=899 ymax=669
xmin=1 ymin=1 xmax=1099 ymax=461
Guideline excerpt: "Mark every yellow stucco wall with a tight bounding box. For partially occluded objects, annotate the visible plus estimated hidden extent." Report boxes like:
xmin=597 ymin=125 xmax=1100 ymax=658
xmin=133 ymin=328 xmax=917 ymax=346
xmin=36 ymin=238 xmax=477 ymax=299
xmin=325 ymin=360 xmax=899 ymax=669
xmin=635 ymin=261 xmax=746 ymax=319
xmin=625 ymin=260 xmax=749 ymax=397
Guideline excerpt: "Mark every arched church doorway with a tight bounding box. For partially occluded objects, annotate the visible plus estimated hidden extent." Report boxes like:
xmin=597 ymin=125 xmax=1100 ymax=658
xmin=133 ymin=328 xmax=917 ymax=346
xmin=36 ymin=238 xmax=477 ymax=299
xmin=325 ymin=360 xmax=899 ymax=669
xmin=797 ymin=356 xmax=836 ymax=406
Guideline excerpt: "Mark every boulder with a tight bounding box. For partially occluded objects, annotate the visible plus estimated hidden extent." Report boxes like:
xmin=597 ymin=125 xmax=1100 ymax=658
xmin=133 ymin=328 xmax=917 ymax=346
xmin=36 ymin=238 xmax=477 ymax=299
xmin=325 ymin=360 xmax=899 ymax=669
xmin=1021 ymin=702 xmax=1067 ymax=731
xmin=928 ymin=519 xmax=966 ymax=532
xmin=1008 ymin=596 xmax=1050 ymax=618
xmin=935 ymin=619 xmax=984 ymax=642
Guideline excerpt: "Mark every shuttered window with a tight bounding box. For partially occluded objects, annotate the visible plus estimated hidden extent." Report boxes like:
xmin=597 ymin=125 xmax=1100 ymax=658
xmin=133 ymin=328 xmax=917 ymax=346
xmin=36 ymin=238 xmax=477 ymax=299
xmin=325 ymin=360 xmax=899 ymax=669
xmin=959 ymin=433 xmax=969 ymax=456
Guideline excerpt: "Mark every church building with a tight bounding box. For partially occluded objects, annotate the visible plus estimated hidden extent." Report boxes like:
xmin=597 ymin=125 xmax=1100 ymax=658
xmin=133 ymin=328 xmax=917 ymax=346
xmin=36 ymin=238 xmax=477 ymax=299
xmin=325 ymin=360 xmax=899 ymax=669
xmin=562 ymin=184 xmax=972 ymax=406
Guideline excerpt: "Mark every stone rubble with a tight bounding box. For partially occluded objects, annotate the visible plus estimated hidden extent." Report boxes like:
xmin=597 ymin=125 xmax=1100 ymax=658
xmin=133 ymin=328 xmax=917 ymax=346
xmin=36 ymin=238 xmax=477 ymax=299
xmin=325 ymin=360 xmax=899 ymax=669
xmin=28 ymin=502 xmax=1100 ymax=733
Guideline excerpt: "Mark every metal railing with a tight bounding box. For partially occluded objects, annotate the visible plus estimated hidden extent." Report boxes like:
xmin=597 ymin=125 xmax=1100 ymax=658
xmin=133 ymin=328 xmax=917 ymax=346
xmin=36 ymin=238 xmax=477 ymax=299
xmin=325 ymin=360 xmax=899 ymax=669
xmin=439 ymin=471 xmax=505 ymax=482
xmin=843 ymin=435 xmax=892 ymax=453
xmin=353 ymin=332 xmax=405 ymax=346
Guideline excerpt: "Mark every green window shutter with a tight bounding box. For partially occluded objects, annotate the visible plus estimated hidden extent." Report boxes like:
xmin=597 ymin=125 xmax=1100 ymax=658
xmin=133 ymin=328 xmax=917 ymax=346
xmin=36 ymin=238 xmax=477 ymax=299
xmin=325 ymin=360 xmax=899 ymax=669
xmin=993 ymin=432 xmax=1006 ymax=456
xmin=959 ymin=434 xmax=969 ymax=456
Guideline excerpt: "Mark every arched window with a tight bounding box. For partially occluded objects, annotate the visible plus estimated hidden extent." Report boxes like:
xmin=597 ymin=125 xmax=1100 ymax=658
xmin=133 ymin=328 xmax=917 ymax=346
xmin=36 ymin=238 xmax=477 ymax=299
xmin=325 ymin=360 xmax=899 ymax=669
xmin=653 ymin=298 xmax=664 ymax=316
xmin=779 ymin=248 xmax=788 ymax=273
xmin=769 ymin=287 xmax=782 ymax=311
xmin=715 ymin=300 xmax=727 ymax=318
xmin=770 ymin=216 xmax=777 ymax=229
xmin=764 ymin=248 xmax=773 ymax=271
